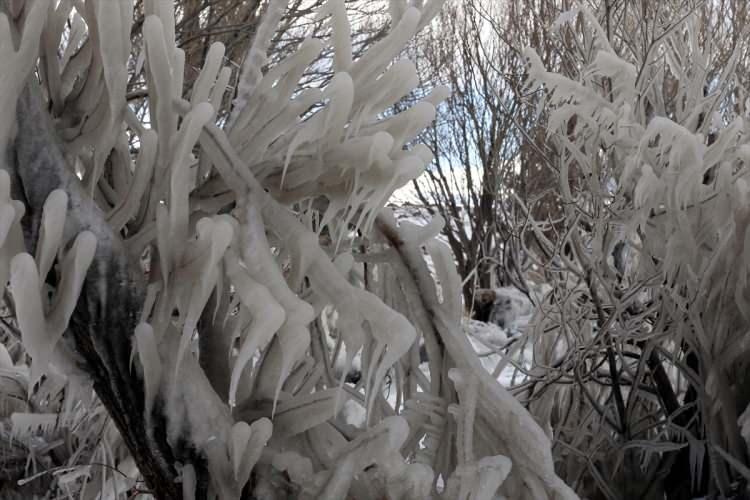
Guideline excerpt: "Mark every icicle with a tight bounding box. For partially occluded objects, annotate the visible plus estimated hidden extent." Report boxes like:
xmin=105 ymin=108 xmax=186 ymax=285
xmin=265 ymin=323 xmax=311 ymax=416
xmin=235 ymin=201 xmax=315 ymax=412
xmin=318 ymin=416 xmax=413 ymax=498
xmin=319 ymin=0 xmax=352 ymax=71
xmin=60 ymin=10 xmax=86 ymax=78
xmin=0 ymin=205 xmax=16 ymax=288
xmin=423 ymin=84 xmax=451 ymax=107
xmin=0 ymin=343 xmax=12 ymax=369
xmin=224 ymin=246 xmax=285 ymax=407
xmin=173 ymin=48 xmax=186 ymax=100
xmin=9 ymin=231 xmax=95 ymax=386
xmin=191 ymin=42 xmax=226 ymax=106
xmin=40 ymin=0 xmax=71 ymax=114
xmin=280 ymin=73 xmax=354 ymax=178
xmin=145 ymin=0 xmax=177 ymax=60
xmin=241 ymin=89 xmax=323 ymax=169
xmin=400 ymin=214 xmax=445 ymax=246
xmin=210 ymin=66 xmax=232 ymax=117
xmin=0 ymin=175 xmax=24 ymax=292
xmin=634 ymin=164 xmax=660 ymax=208
xmin=231 ymin=422 xmax=252 ymax=484
xmin=263 ymin=38 xmax=323 ymax=99
xmin=9 ymin=253 xmax=45 ymax=387
xmin=231 ymin=418 xmax=272 ymax=490
xmin=322 ymin=73 xmax=355 ymax=148
xmin=270 ymin=389 xmax=349 ymax=438
xmin=449 ymin=369 xmax=480 ymax=463
xmin=354 ymin=60 xmax=419 ymax=116
xmin=168 ymin=102 xmax=215 ymax=262
xmin=174 ymin=217 xmax=233 ymax=383
xmin=108 ymin=129 xmax=158 ymax=231
xmin=181 ymin=464 xmax=197 ymax=500
xmin=134 ymin=323 xmax=161 ymax=423
xmin=35 ymin=190 xmax=68 ymax=287
xmin=355 ymin=289 xmax=416 ymax=424
xmin=46 ymin=231 xmax=97 ymax=331
xmin=323 ymin=132 xmax=394 ymax=172
xmin=229 ymin=0 xmax=290 ymax=127
xmin=427 ymin=239 xmax=462 ymax=322
xmin=230 ymin=38 xmax=323 ymax=140
xmin=155 ymin=203 xmax=171 ymax=294
xmin=143 ymin=15 xmax=177 ymax=168
xmin=11 ymin=230 xmax=96 ymax=387
xmin=358 ymin=101 xmax=436 ymax=153
xmin=350 ymin=7 xmax=419 ymax=88
xmin=94 ymin=0 xmax=131 ymax=119
xmin=0 ymin=0 xmax=47 ymax=160
xmin=389 ymin=0 xmax=408 ymax=23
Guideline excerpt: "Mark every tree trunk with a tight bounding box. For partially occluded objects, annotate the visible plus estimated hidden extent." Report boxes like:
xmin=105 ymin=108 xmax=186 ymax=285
xmin=8 ymin=81 xmax=195 ymax=500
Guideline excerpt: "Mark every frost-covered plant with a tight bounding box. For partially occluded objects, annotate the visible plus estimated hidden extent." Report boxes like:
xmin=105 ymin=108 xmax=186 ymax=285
xmin=520 ymin=4 xmax=750 ymax=498
xmin=0 ymin=0 xmax=576 ymax=499
xmin=0 ymin=337 xmax=129 ymax=499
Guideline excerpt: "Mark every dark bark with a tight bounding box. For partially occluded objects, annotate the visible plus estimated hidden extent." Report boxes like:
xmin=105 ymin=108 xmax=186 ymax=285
xmin=660 ymin=349 xmax=709 ymax=500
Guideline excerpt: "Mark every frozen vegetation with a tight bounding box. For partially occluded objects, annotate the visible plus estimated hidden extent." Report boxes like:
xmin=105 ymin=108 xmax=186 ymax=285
xmin=0 ymin=1 xmax=575 ymax=499
xmin=1 ymin=0 xmax=750 ymax=499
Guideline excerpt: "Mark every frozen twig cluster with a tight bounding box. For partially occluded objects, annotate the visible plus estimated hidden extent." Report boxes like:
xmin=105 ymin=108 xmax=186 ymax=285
xmin=518 ymin=5 xmax=750 ymax=497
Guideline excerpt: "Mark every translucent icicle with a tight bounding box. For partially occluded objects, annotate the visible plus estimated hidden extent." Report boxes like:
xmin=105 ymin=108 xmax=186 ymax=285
xmin=191 ymin=42 xmax=226 ymax=106
xmin=134 ymin=322 xmax=161 ymax=423
xmin=319 ymin=0 xmax=352 ymax=71
xmin=35 ymin=190 xmax=68 ymax=287
xmin=224 ymin=246 xmax=285 ymax=407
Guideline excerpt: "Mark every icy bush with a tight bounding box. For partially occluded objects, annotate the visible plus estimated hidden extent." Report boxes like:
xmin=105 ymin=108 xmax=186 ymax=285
xmin=520 ymin=4 xmax=750 ymax=496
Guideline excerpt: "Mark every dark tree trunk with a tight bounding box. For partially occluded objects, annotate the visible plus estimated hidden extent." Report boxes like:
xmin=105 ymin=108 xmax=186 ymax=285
xmin=8 ymin=81 xmax=194 ymax=500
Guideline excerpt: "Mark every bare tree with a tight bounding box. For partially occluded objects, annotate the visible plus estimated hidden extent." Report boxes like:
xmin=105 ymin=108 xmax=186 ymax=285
xmin=408 ymin=0 xmax=574 ymax=311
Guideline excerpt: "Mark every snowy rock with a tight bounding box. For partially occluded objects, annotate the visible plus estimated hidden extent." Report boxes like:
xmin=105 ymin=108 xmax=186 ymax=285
xmin=474 ymin=286 xmax=539 ymax=335
xmin=464 ymin=319 xmax=509 ymax=348
xmin=488 ymin=287 xmax=531 ymax=333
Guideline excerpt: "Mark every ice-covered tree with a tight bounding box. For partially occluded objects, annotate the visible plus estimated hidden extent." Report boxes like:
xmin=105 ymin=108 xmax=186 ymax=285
xmin=0 ymin=1 xmax=575 ymax=498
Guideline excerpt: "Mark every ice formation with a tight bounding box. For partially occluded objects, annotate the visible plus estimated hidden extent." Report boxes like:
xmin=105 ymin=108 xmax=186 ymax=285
xmin=0 ymin=0 xmax=577 ymax=498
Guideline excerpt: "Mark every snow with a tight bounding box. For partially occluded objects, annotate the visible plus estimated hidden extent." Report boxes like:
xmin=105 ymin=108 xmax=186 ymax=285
xmin=463 ymin=316 xmax=533 ymax=387
xmin=343 ymin=398 xmax=366 ymax=427
xmin=465 ymin=319 xmax=509 ymax=349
